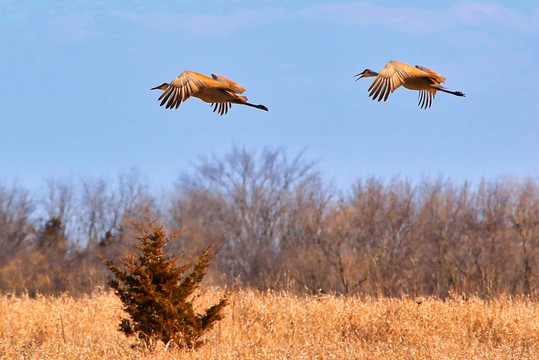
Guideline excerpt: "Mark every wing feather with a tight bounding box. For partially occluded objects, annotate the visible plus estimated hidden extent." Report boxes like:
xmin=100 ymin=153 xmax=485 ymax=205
xmin=211 ymin=102 xmax=231 ymax=116
xmin=368 ymin=61 xmax=424 ymax=102
xmin=160 ymin=88 xmax=173 ymax=107
xmin=157 ymin=88 xmax=169 ymax=101
xmin=418 ymin=89 xmax=436 ymax=109
xmin=170 ymin=88 xmax=179 ymax=109
xmin=415 ymin=65 xmax=446 ymax=83
xmin=157 ymin=71 xmax=217 ymax=109
xmin=211 ymin=74 xmax=246 ymax=94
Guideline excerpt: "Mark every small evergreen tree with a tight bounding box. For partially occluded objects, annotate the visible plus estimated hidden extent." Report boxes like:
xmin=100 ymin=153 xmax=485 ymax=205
xmin=104 ymin=215 xmax=227 ymax=349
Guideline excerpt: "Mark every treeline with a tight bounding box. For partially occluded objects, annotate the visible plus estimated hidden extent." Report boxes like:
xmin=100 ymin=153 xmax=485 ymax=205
xmin=1 ymin=146 xmax=538 ymax=298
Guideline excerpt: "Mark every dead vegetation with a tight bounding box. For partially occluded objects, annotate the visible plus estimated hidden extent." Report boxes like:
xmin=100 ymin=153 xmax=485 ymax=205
xmin=2 ymin=147 xmax=539 ymax=298
xmin=1 ymin=289 xmax=538 ymax=359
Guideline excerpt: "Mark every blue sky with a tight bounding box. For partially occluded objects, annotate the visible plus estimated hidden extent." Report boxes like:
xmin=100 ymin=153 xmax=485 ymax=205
xmin=1 ymin=0 xmax=538 ymax=191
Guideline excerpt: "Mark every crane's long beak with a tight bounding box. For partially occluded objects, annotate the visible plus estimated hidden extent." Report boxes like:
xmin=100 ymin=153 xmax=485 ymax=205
xmin=150 ymin=83 xmax=168 ymax=91
xmin=354 ymin=71 xmax=366 ymax=81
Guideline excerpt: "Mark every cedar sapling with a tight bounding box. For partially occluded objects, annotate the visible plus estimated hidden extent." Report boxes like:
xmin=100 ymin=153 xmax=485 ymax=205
xmin=103 ymin=214 xmax=227 ymax=349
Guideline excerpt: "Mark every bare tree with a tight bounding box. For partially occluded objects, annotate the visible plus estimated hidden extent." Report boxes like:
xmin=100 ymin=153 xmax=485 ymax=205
xmin=39 ymin=178 xmax=75 ymax=251
xmin=319 ymin=176 xmax=414 ymax=296
xmin=460 ymin=178 xmax=513 ymax=296
xmin=0 ymin=183 xmax=35 ymax=262
xmin=278 ymin=170 xmax=333 ymax=293
xmin=78 ymin=177 xmax=114 ymax=250
xmin=75 ymin=171 xmax=152 ymax=250
xmin=172 ymin=146 xmax=326 ymax=288
xmin=512 ymin=180 xmax=539 ymax=295
xmin=412 ymin=178 xmax=473 ymax=297
xmin=3 ymin=157 xmax=539 ymax=298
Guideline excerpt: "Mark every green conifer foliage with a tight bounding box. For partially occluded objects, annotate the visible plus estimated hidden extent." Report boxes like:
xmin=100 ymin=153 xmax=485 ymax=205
xmin=104 ymin=216 xmax=227 ymax=349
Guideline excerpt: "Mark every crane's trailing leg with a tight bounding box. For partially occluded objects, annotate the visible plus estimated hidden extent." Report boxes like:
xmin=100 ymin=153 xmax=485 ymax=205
xmin=437 ymin=88 xmax=466 ymax=97
xmin=243 ymin=103 xmax=269 ymax=111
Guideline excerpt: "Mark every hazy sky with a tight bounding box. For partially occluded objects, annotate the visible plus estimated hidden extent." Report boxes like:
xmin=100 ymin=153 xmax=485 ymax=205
xmin=1 ymin=0 xmax=538 ymax=191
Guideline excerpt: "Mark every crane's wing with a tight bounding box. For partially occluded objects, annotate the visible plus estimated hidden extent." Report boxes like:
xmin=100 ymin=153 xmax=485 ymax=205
xmin=211 ymin=74 xmax=246 ymax=94
xmin=368 ymin=61 xmax=422 ymax=102
xmin=415 ymin=65 xmax=446 ymax=84
xmin=157 ymin=71 xmax=220 ymax=109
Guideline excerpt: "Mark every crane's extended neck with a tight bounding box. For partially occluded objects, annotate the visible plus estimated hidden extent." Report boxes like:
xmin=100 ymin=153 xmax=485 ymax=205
xmin=354 ymin=69 xmax=379 ymax=81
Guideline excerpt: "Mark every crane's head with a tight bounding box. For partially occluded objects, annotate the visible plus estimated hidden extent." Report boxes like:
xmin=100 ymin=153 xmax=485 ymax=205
xmin=354 ymin=69 xmax=378 ymax=81
xmin=150 ymin=83 xmax=169 ymax=91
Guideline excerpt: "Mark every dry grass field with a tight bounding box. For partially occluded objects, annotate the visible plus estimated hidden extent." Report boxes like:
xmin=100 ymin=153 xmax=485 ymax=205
xmin=1 ymin=289 xmax=538 ymax=359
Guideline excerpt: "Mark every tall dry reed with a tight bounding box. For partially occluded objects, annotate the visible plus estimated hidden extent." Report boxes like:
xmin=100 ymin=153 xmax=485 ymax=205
xmin=1 ymin=289 xmax=537 ymax=359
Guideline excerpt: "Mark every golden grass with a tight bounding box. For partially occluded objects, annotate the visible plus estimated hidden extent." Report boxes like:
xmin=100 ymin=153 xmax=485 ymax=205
xmin=1 ymin=289 xmax=538 ymax=359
